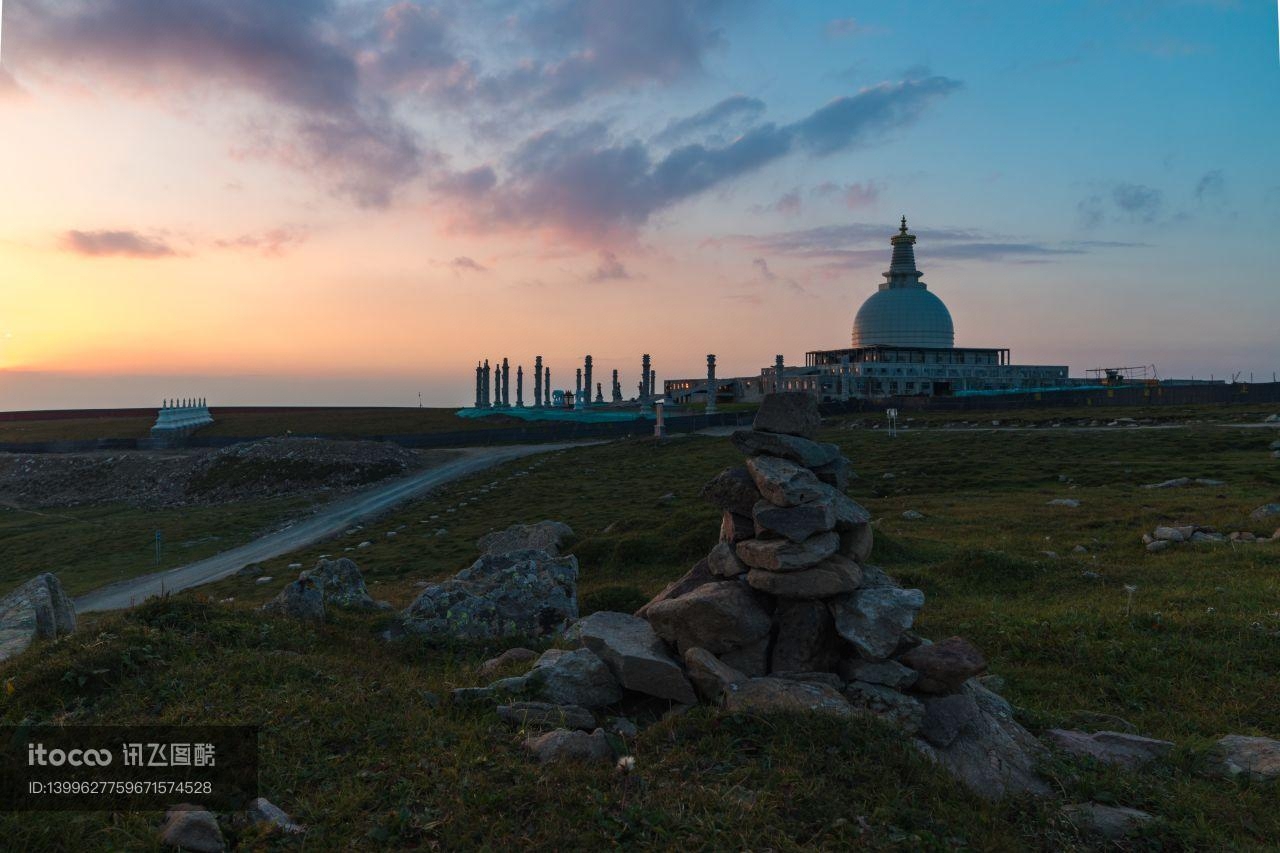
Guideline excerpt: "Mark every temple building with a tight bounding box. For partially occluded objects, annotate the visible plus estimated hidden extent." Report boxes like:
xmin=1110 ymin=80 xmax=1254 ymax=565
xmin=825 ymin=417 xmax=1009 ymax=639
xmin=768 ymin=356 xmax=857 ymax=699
xmin=665 ymin=218 xmax=1069 ymax=404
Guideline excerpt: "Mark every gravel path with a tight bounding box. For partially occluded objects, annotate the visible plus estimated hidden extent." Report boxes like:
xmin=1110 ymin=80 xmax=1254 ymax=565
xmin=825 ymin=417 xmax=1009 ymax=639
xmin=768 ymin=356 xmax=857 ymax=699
xmin=74 ymin=441 xmax=589 ymax=613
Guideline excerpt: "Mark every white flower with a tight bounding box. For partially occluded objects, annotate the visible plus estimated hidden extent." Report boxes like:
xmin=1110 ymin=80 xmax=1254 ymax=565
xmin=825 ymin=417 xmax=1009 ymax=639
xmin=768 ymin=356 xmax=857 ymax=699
xmin=616 ymin=755 xmax=636 ymax=774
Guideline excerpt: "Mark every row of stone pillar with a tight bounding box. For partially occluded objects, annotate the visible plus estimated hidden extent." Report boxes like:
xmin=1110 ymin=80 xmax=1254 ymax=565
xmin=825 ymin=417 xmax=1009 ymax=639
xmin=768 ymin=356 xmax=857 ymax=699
xmin=472 ymin=356 xmax=654 ymax=409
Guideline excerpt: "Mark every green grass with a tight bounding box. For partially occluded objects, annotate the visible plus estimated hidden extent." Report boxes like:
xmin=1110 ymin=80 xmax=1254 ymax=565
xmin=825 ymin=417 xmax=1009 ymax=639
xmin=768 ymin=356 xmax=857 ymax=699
xmin=0 ymin=497 xmax=316 ymax=597
xmin=0 ymin=416 xmax=155 ymax=443
xmin=3 ymin=415 xmax=1280 ymax=848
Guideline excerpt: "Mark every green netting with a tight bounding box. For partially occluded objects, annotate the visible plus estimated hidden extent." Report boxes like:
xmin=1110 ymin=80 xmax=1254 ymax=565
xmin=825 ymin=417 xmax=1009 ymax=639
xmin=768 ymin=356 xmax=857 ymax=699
xmin=456 ymin=406 xmax=655 ymax=423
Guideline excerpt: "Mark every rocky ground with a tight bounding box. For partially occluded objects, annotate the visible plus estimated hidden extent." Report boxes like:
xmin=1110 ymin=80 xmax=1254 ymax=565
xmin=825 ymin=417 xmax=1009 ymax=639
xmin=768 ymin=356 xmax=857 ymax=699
xmin=0 ymin=438 xmax=429 ymax=509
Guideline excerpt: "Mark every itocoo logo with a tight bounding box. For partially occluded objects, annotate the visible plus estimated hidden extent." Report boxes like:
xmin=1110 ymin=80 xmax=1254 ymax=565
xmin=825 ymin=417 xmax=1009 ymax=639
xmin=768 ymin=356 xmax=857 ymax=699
xmin=27 ymin=743 xmax=113 ymax=767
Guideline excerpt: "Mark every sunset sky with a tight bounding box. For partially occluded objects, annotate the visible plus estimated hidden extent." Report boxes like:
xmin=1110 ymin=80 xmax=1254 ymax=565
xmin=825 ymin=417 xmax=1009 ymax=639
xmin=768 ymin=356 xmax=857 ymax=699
xmin=1 ymin=0 xmax=1277 ymax=410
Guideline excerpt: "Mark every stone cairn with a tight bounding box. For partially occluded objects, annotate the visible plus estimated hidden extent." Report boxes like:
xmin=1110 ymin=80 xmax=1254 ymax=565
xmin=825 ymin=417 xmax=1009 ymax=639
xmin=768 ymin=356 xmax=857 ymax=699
xmin=458 ymin=392 xmax=1046 ymax=798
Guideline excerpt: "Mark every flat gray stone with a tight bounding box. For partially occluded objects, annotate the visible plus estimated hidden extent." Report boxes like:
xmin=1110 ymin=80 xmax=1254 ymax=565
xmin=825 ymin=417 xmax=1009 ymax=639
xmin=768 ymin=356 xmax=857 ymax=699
xmin=723 ymin=677 xmax=853 ymax=717
xmin=477 ymin=520 xmax=574 ymax=557
xmin=522 ymin=728 xmax=613 ymax=765
xmin=1046 ymin=729 xmax=1174 ymax=769
xmin=752 ymin=499 xmax=836 ymax=543
xmin=158 ymin=806 xmax=226 ymax=852
xmin=730 ymin=429 xmax=840 ymax=468
xmin=844 ymin=680 xmax=925 ymax=733
xmin=707 ymin=541 xmax=748 ymax=578
xmin=635 ymin=558 xmax=714 ymax=619
xmin=745 ymin=555 xmax=861 ymax=598
xmin=736 ymin=531 xmax=840 ymax=571
xmin=900 ymin=637 xmax=987 ymax=694
xmin=837 ymin=658 xmax=918 ymax=690
xmin=565 ymin=610 xmax=696 ymax=703
xmin=745 ymin=456 xmax=827 ymax=507
xmin=1209 ymin=734 xmax=1280 ymax=781
xmin=1062 ymin=803 xmax=1154 ymax=841
xmin=684 ymin=646 xmax=747 ymax=703
xmin=524 ymin=647 xmax=623 ymax=709
xmin=497 ymin=702 xmax=596 ymax=731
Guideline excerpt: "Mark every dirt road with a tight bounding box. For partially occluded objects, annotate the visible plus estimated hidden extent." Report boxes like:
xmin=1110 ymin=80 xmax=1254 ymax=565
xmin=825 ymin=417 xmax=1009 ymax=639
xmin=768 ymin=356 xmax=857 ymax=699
xmin=74 ymin=441 xmax=587 ymax=613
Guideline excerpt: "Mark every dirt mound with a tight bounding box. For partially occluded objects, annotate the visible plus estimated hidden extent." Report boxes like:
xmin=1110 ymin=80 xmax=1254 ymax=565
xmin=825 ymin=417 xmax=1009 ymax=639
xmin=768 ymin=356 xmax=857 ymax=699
xmin=0 ymin=438 xmax=427 ymax=509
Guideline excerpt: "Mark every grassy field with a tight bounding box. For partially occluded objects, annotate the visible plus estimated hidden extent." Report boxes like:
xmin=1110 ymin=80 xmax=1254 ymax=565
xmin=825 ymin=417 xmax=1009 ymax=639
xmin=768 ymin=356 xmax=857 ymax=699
xmin=2 ymin=414 xmax=1280 ymax=848
xmin=0 ymin=497 xmax=318 ymax=598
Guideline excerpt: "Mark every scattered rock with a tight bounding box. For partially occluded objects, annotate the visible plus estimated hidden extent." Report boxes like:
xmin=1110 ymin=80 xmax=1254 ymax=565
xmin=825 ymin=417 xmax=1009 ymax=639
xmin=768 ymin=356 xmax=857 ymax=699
xmin=1147 ymin=540 xmax=1173 ymax=553
xmin=1249 ymin=504 xmax=1280 ymax=522
xmin=684 ymin=646 xmax=747 ymax=702
xmin=158 ymin=805 xmax=226 ymax=852
xmin=1209 ymin=734 xmax=1280 ymax=782
xmin=522 ymin=728 xmax=613 ymax=765
xmin=565 ymin=611 xmax=696 ymax=703
xmin=1046 ymin=729 xmax=1174 ymax=768
xmin=524 ymin=647 xmax=624 ymax=709
xmin=1062 ymin=802 xmax=1154 ymax=841
xmin=262 ymin=578 xmax=325 ymax=622
xmin=1143 ymin=477 xmax=1191 ymax=489
xmin=254 ymin=576 xmax=274 ymax=585
xmin=478 ymin=647 xmax=538 ymax=677
xmin=901 ymin=510 xmax=925 ymax=520
xmin=1153 ymin=526 xmax=1186 ymax=542
xmin=497 ymin=702 xmax=596 ymax=731
xmin=0 ymin=573 xmax=76 ymax=662
xmin=751 ymin=391 xmax=821 ymax=439
xmin=246 ymin=797 xmax=304 ymax=835
xmin=900 ymin=637 xmax=987 ymax=694
xmin=1047 ymin=499 xmax=1080 ymax=508
xmin=477 ymin=520 xmax=574 ymax=557
xmin=402 ymin=549 xmax=578 ymax=640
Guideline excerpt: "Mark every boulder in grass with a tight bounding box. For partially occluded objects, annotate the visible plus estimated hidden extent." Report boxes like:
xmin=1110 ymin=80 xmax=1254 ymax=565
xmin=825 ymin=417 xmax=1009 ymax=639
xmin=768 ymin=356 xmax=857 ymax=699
xmin=303 ymin=557 xmax=377 ymax=610
xmin=1061 ymin=803 xmax=1154 ymax=841
xmin=1045 ymin=729 xmax=1174 ymax=769
xmin=1250 ymin=504 xmax=1280 ymax=522
xmin=723 ymin=677 xmax=853 ymax=717
xmin=899 ymin=637 xmax=987 ymax=694
xmin=497 ymin=702 xmax=596 ymax=731
xmin=1208 ymin=734 xmax=1280 ymax=782
xmin=158 ymin=805 xmax=226 ymax=852
xmin=246 ymin=798 xmax=304 ymax=835
xmin=402 ymin=549 xmax=577 ymax=640
xmin=262 ymin=578 xmax=325 ymax=622
xmin=0 ymin=573 xmax=77 ymax=663
xmin=524 ymin=647 xmax=624 ymax=709
xmin=752 ymin=392 xmax=822 ymax=439
xmin=477 ymin=521 xmax=574 ymax=557
xmin=565 ymin=611 xmax=696 ymax=704
xmin=522 ymin=728 xmax=613 ymax=765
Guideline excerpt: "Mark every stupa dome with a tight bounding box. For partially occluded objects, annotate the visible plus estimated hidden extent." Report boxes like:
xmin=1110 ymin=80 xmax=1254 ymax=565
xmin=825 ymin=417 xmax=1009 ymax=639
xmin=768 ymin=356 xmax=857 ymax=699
xmin=851 ymin=217 xmax=955 ymax=349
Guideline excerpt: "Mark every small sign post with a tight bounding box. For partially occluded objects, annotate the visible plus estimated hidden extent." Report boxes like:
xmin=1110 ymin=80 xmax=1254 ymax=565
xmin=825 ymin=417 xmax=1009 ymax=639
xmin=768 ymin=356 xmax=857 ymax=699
xmin=154 ymin=531 xmax=162 ymax=565
xmin=886 ymin=407 xmax=899 ymax=438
